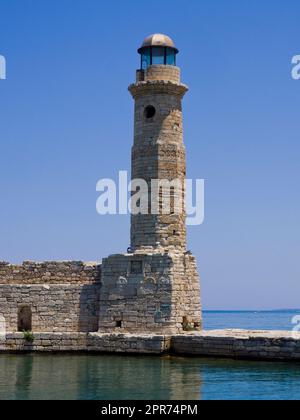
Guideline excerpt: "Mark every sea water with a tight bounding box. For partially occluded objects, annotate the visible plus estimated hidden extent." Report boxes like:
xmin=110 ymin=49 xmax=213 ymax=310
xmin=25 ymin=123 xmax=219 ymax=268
xmin=0 ymin=311 xmax=299 ymax=401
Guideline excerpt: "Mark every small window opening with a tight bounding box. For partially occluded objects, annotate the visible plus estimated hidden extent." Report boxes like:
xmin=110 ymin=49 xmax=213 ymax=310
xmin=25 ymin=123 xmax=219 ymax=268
xmin=116 ymin=320 xmax=123 ymax=328
xmin=159 ymin=187 xmax=163 ymax=214
xmin=170 ymin=186 xmax=175 ymax=215
xmin=144 ymin=105 xmax=156 ymax=119
xmin=131 ymin=261 xmax=143 ymax=274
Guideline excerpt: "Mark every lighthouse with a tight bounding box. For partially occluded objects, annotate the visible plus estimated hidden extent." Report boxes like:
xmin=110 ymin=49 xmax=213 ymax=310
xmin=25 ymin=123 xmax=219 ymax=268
xmin=99 ymin=35 xmax=202 ymax=334
xmin=129 ymin=34 xmax=188 ymax=252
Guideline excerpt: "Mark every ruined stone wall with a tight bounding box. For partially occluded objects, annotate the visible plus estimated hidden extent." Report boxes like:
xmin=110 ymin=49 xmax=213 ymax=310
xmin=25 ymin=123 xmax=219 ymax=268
xmin=0 ymin=262 xmax=101 ymax=333
xmin=0 ymin=261 xmax=101 ymax=285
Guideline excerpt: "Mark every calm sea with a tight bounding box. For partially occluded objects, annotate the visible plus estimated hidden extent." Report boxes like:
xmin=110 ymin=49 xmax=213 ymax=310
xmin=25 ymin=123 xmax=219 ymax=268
xmin=0 ymin=311 xmax=300 ymax=401
xmin=204 ymin=309 xmax=300 ymax=331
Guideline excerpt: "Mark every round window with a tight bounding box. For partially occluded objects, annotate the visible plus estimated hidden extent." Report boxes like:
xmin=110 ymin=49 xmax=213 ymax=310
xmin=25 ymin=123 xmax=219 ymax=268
xmin=144 ymin=105 xmax=156 ymax=119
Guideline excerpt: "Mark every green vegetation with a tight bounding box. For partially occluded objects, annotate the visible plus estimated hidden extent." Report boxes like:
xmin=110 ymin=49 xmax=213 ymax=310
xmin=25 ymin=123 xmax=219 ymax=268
xmin=23 ymin=331 xmax=34 ymax=343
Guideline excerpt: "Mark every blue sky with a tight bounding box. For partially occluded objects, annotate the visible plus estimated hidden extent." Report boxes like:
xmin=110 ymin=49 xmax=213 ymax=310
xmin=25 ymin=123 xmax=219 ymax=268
xmin=0 ymin=0 xmax=299 ymax=310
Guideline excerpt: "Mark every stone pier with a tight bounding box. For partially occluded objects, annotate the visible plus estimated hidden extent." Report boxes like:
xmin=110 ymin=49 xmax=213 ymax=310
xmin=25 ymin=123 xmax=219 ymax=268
xmin=2 ymin=330 xmax=300 ymax=361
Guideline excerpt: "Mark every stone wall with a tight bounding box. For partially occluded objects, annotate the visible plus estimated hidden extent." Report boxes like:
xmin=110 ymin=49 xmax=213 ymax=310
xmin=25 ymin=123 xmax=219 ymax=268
xmin=170 ymin=253 xmax=202 ymax=331
xmin=0 ymin=262 xmax=101 ymax=333
xmin=2 ymin=331 xmax=300 ymax=361
xmin=171 ymin=330 xmax=300 ymax=360
xmin=0 ymin=255 xmax=201 ymax=335
xmin=0 ymin=333 xmax=170 ymax=354
xmin=99 ymin=251 xmax=201 ymax=335
xmin=0 ymin=284 xmax=100 ymax=333
xmin=99 ymin=253 xmax=174 ymax=334
xmin=0 ymin=261 xmax=101 ymax=285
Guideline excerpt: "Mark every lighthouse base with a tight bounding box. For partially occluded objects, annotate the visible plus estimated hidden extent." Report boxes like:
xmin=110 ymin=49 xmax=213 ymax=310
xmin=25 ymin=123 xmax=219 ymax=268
xmin=98 ymin=251 xmax=202 ymax=334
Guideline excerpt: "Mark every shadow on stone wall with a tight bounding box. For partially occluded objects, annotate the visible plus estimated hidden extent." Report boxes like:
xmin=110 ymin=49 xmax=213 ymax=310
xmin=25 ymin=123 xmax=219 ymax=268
xmin=78 ymin=284 xmax=101 ymax=333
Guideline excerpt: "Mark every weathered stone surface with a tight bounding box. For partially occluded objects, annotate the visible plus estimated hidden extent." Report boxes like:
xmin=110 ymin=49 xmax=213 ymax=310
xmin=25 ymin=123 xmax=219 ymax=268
xmin=1 ymin=331 xmax=300 ymax=361
xmin=99 ymin=251 xmax=201 ymax=334
xmin=129 ymin=66 xmax=188 ymax=252
xmin=0 ymin=45 xmax=202 ymax=339
xmin=0 ymin=262 xmax=101 ymax=333
xmin=98 ymin=62 xmax=202 ymax=335
xmin=0 ymin=261 xmax=101 ymax=285
xmin=171 ymin=330 xmax=300 ymax=360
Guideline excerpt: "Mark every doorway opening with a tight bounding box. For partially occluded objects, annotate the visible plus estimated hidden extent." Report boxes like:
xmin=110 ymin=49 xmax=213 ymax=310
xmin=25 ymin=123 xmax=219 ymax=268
xmin=18 ymin=306 xmax=32 ymax=332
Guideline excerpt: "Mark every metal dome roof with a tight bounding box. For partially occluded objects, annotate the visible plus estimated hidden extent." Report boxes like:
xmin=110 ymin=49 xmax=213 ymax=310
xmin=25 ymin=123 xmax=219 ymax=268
xmin=138 ymin=34 xmax=178 ymax=53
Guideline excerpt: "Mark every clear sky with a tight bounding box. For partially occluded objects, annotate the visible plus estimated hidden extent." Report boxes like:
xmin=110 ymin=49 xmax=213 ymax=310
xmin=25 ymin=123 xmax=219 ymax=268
xmin=0 ymin=0 xmax=299 ymax=310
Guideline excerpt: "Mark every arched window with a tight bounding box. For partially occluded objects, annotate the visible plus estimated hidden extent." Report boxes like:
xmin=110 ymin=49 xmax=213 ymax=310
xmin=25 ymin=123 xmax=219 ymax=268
xmin=18 ymin=306 xmax=32 ymax=332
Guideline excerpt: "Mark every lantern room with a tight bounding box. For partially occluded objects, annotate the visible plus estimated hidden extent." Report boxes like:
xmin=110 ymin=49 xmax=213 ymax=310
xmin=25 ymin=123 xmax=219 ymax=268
xmin=138 ymin=34 xmax=179 ymax=70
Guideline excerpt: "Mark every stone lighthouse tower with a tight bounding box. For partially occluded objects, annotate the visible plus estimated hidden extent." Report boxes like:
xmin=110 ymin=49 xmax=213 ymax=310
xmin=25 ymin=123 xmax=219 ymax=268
xmin=129 ymin=34 xmax=187 ymax=252
xmin=99 ymin=34 xmax=202 ymax=334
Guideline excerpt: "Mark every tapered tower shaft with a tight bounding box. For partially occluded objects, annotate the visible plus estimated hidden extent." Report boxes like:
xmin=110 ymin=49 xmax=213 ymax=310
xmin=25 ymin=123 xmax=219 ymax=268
xmin=129 ymin=35 xmax=188 ymax=252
